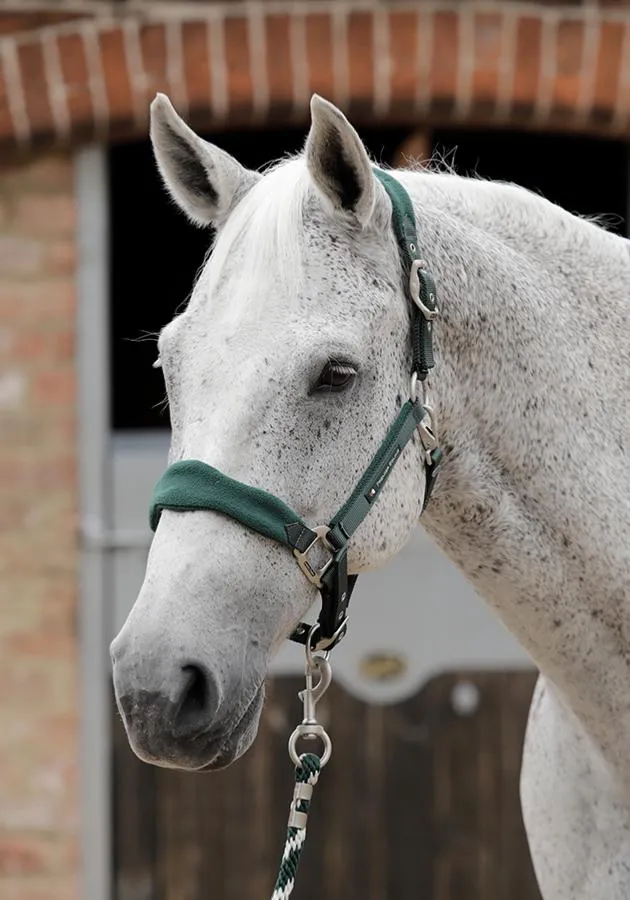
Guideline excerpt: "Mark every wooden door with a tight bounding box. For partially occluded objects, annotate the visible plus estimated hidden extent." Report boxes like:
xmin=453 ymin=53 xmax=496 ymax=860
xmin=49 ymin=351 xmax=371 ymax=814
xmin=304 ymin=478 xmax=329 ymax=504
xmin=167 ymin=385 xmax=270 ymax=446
xmin=113 ymin=669 xmax=541 ymax=900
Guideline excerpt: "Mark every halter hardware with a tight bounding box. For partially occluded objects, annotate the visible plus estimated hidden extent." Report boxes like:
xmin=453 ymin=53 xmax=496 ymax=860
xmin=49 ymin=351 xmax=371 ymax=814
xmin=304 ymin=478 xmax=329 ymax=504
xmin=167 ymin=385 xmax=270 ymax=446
xmin=149 ymin=167 xmax=443 ymax=652
xmin=410 ymin=258 xmax=439 ymax=321
xmin=292 ymin=525 xmax=335 ymax=588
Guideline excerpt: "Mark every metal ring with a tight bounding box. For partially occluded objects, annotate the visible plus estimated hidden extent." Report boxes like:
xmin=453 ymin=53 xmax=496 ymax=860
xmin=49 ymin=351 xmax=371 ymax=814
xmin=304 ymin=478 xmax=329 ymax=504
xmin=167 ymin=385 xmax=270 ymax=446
xmin=306 ymin=618 xmax=348 ymax=663
xmin=288 ymin=726 xmax=333 ymax=768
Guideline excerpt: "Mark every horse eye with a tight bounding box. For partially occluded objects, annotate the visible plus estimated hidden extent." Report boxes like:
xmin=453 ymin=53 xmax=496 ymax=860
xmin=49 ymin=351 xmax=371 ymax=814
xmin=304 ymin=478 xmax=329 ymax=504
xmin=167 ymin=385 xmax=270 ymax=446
xmin=311 ymin=360 xmax=357 ymax=395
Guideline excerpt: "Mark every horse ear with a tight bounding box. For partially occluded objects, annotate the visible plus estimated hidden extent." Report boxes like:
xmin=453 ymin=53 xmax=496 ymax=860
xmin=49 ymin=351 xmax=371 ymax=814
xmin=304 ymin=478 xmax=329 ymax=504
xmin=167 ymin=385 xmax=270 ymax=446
xmin=305 ymin=95 xmax=376 ymax=227
xmin=149 ymin=94 xmax=260 ymax=227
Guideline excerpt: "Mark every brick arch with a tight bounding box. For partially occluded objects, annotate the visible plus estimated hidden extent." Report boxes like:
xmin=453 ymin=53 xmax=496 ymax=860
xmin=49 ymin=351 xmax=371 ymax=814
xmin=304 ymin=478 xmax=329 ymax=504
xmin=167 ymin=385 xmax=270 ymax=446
xmin=2 ymin=1 xmax=630 ymax=152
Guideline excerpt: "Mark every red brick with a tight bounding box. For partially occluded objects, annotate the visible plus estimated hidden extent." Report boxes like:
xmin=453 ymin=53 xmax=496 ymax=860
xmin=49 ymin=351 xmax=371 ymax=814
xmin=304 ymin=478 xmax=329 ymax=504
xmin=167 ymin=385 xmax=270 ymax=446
xmin=553 ymin=19 xmax=584 ymax=111
xmin=57 ymin=31 xmax=93 ymax=142
xmin=224 ymin=17 xmax=254 ymax=119
xmin=0 ymin=714 xmax=78 ymax=832
xmin=0 ymin=835 xmax=77 ymax=877
xmin=17 ymin=40 xmax=52 ymax=139
xmin=305 ymin=14 xmax=334 ymax=101
xmin=0 ymin=572 xmax=76 ymax=634
xmin=347 ymin=12 xmax=374 ymax=112
xmin=0 ymin=658 xmax=76 ymax=711
xmin=593 ymin=20 xmax=625 ymax=114
xmin=183 ymin=21 xmax=212 ymax=114
xmin=43 ymin=240 xmax=75 ymax=276
xmin=99 ymin=27 xmax=134 ymax=133
xmin=139 ymin=23 xmax=167 ymax=95
xmin=472 ymin=12 xmax=503 ymax=104
xmin=0 ymin=873 xmax=79 ymax=900
xmin=265 ymin=15 xmax=293 ymax=113
xmin=30 ymin=367 xmax=74 ymax=407
xmin=14 ymin=194 xmax=75 ymax=236
xmin=0 ymin=236 xmax=44 ymax=277
xmin=5 ymin=630 xmax=76 ymax=659
xmin=2 ymin=156 xmax=73 ymax=191
xmin=513 ymin=17 xmax=543 ymax=110
xmin=9 ymin=327 xmax=73 ymax=364
xmin=389 ymin=11 xmax=420 ymax=112
xmin=430 ymin=11 xmax=460 ymax=107
xmin=0 ymin=280 xmax=76 ymax=325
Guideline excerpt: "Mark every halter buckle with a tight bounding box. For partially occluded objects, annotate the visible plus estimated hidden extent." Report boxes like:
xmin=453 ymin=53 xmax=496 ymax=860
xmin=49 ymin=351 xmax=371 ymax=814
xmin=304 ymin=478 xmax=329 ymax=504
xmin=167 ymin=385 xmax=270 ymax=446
xmin=293 ymin=525 xmax=335 ymax=588
xmin=418 ymin=405 xmax=439 ymax=465
xmin=409 ymin=259 xmax=439 ymax=321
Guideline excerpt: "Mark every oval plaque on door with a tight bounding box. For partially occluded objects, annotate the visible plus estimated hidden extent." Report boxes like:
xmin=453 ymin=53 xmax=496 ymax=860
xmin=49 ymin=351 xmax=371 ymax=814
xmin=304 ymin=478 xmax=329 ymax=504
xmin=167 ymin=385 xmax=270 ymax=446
xmin=359 ymin=652 xmax=408 ymax=682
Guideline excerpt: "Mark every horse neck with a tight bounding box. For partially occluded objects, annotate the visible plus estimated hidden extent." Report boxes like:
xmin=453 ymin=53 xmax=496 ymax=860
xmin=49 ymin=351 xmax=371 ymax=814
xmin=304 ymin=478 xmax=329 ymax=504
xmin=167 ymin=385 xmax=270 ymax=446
xmin=404 ymin=169 xmax=630 ymax=787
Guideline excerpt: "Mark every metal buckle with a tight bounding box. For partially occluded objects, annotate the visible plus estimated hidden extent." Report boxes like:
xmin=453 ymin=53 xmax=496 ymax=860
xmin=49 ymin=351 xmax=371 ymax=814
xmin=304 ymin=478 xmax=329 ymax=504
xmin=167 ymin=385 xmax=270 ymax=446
xmin=293 ymin=525 xmax=335 ymax=588
xmin=418 ymin=406 xmax=439 ymax=465
xmin=410 ymin=373 xmax=440 ymax=465
xmin=409 ymin=259 xmax=439 ymax=320
xmin=309 ymin=617 xmax=348 ymax=655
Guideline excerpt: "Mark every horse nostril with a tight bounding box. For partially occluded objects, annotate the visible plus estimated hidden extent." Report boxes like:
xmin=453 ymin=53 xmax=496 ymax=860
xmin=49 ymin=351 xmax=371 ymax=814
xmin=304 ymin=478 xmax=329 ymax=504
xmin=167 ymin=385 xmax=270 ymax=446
xmin=174 ymin=664 xmax=220 ymax=737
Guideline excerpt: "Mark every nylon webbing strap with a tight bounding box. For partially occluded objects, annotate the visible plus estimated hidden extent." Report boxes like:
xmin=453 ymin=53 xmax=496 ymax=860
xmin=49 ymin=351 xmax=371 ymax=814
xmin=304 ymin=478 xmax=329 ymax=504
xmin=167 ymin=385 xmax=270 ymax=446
xmin=373 ymin=168 xmax=418 ymax=254
xmin=373 ymin=167 xmax=437 ymax=381
xmin=328 ymin=399 xmax=426 ymax=545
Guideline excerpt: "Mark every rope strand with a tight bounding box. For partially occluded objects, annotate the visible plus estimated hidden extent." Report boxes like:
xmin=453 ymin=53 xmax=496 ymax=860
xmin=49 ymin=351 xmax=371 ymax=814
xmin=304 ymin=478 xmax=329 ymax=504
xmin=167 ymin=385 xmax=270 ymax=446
xmin=271 ymin=753 xmax=321 ymax=900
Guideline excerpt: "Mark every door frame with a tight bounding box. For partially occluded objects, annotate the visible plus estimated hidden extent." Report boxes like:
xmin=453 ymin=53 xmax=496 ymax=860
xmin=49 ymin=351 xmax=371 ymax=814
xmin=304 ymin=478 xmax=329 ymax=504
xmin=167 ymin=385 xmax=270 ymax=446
xmin=76 ymin=144 xmax=113 ymax=900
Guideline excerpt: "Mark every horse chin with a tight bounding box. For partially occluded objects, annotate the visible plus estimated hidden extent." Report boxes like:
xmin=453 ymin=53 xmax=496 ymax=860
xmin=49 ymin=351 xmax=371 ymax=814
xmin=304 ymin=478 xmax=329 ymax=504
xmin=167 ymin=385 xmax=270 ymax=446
xmin=200 ymin=686 xmax=265 ymax=771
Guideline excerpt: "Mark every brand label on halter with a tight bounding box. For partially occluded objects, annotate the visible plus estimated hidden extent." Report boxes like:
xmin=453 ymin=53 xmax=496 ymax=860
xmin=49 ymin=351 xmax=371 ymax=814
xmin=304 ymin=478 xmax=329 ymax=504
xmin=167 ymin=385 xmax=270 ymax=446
xmin=365 ymin=446 xmax=402 ymax=503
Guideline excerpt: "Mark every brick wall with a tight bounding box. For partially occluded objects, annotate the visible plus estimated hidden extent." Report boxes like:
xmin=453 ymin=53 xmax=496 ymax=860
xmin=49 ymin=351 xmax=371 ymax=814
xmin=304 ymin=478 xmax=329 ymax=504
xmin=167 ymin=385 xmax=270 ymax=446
xmin=0 ymin=152 xmax=78 ymax=900
xmin=0 ymin=1 xmax=630 ymax=153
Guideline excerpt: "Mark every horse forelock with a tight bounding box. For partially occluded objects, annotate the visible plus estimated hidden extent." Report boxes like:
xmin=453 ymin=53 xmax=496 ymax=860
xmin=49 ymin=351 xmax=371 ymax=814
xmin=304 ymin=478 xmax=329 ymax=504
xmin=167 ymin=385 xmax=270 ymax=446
xmin=191 ymin=156 xmax=311 ymax=321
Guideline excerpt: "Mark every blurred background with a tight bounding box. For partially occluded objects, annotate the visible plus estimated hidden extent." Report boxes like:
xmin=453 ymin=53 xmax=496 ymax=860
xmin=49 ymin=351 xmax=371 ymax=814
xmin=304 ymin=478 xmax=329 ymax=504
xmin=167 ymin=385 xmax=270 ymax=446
xmin=1 ymin=0 xmax=629 ymax=898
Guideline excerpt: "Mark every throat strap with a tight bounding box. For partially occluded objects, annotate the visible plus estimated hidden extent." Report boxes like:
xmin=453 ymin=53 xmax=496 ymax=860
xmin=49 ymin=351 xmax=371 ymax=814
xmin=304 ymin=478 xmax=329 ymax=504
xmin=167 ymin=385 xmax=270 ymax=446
xmin=373 ymin=168 xmax=437 ymax=382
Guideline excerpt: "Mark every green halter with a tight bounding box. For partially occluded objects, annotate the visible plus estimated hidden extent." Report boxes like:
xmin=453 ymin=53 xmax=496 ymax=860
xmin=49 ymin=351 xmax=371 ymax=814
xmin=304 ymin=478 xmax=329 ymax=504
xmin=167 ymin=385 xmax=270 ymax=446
xmin=149 ymin=168 xmax=442 ymax=650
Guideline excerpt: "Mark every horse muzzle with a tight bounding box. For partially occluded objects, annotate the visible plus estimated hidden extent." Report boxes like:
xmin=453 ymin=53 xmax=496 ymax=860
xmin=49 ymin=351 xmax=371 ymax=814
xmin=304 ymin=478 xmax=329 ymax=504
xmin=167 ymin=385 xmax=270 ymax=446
xmin=111 ymin=638 xmax=263 ymax=770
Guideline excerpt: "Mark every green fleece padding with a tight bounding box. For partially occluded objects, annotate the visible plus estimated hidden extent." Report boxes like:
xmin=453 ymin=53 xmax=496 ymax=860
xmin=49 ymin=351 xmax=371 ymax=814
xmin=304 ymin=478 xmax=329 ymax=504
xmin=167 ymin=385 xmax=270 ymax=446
xmin=150 ymin=459 xmax=307 ymax=546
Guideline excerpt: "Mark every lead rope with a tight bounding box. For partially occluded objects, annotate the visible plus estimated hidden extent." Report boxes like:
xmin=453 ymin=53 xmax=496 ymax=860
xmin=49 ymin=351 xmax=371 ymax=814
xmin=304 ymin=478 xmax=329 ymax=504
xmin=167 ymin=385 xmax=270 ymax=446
xmin=270 ymin=753 xmax=321 ymax=900
xmin=271 ymin=626 xmax=333 ymax=900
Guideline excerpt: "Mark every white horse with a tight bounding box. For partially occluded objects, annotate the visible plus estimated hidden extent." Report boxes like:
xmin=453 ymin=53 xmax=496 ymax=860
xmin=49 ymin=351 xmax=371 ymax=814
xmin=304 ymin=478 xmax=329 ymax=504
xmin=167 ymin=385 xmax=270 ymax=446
xmin=111 ymin=93 xmax=630 ymax=900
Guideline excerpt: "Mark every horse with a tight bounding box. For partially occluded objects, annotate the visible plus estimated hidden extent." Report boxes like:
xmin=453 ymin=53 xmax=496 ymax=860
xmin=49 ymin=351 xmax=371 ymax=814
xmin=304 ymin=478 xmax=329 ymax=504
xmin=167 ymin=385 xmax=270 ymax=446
xmin=110 ymin=92 xmax=630 ymax=900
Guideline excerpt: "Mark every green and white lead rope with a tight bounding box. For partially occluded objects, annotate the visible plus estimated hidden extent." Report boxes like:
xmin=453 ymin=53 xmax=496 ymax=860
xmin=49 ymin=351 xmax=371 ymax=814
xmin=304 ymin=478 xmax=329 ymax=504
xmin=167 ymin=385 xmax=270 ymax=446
xmin=271 ymin=753 xmax=322 ymax=900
